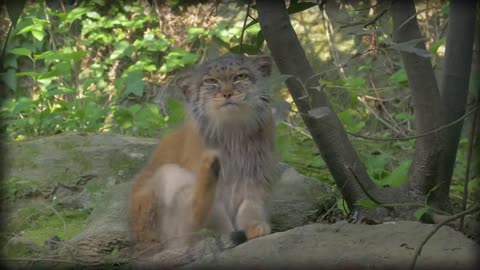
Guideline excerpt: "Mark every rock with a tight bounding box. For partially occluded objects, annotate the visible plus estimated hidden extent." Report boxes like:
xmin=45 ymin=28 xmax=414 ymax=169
xmin=2 ymin=236 xmax=41 ymax=257
xmin=270 ymin=166 xmax=336 ymax=232
xmin=4 ymin=134 xmax=334 ymax=264
xmin=187 ymin=221 xmax=480 ymax=269
xmin=5 ymin=133 xmax=478 ymax=269
xmin=63 ymin=163 xmax=334 ymax=260
xmin=5 ymin=133 xmax=157 ymax=202
xmin=66 ymin=182 xmax=131 ymax=262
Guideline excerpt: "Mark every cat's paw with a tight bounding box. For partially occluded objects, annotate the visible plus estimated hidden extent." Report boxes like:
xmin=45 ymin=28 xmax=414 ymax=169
xmin=245 ymin=222 xmax=271 ymax=240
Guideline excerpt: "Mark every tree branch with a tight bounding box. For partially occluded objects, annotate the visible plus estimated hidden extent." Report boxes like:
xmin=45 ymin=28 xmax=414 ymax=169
xmin=433 ymin=0 xmax=478 ymax=206
xmin=390 ymin=0 xmax=444 ymax=198
xmin=257 ymin=0 xmax=379 ymax=211
xmin=239 ymin=0 xmax=253 ymax=53
xmin=409 ymin=203 xmax=480 ymax=270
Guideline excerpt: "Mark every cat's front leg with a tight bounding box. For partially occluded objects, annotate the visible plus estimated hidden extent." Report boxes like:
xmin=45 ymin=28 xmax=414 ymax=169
xmin=235 ymin=198 xmax=271 ymax=240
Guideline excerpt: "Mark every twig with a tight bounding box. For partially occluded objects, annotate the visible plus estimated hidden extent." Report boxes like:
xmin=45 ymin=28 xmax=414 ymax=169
xmin=239 ymin=0 xmax=253 ymax=53
xmin=319 ymin=3 xmax=346 ymax=78
xmin=362 ymin=94 xmax=407 ymax=102
xmin=346 ymin=104 xmax=480 ymax=142
xmin=363 ymin=8 xmax=389 ymax=28
xmin=347 ymin=166 xmax=388 ymax=208
xmin=459 ymin=99 xmax=479 ymax=230
xmin=339 ymin=2 xmax=391 ymax=30
xmin=357 ymin=95 xmax=405 ymax=136
xmin=0 ymin=257 xmax=131 ymax=266
xmin=409 ymin=203 xmax=480 ymax=270
xmin=393 ymin=8 xmax=427 ymax=35
xmin=283 ymin=96 xmax=480 ymax=142
xmin=368 ymin=74 xmax=408 ymax=136
xmin=1 ymin=22 xmax=13 ymax=61
xmin=280 ymin=120 xmax=313 ymax=139
xmin=355 ymin=0 xmax=387 ymax=11
xmin=48 ymin=206 xmax=67 ymax=237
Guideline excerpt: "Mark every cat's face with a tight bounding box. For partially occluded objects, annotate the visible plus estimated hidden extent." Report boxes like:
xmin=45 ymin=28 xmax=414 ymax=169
xmin=177 ymin=54 xmax=272 ymax=128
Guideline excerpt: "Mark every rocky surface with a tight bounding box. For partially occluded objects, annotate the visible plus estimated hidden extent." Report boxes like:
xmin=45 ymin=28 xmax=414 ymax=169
xmin=187 ymin=221 xmax=479 ymax=269
xmin=2 ymin=133 xmax=479 ymax=269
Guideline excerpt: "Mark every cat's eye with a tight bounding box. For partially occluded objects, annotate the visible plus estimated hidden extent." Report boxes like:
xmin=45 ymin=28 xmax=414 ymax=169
xmin=233 ymin=73 xmax=249 ymax=82
xmin=203 ymin=78 xmax=218 ymax=85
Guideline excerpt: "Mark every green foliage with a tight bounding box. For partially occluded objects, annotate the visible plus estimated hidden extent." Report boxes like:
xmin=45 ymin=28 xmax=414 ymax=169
xmin=3 ymin=1 xmax=469 ymax=216
xmin=5 ymin=206 xmax=89 ymax=246
xmin=2 ymin=177 xmax=40 ymax=202
xmin=1 ymin=3 xmax=257 ymax=140
xmin=355 ymin=199 xmax=379 ymax=209
xmin=1 ymin=2 xmax=250 ymax=140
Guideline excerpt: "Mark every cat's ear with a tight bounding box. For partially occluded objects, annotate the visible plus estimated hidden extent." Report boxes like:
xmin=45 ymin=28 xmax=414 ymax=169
xmin=250 ymin=55 xmax=272 ymax=77
xmin=175 ymin=73 xmax=193 ymax=99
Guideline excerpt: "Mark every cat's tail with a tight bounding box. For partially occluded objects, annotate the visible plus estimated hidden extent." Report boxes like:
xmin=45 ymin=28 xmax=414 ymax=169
xmin=230 ymin=230 xmax=248 ymax=245
xmin=192 ymin=150 xmax=221 ymax=227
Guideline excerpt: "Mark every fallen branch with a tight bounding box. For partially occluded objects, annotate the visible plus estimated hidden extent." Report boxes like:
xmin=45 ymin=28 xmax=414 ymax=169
xmin=409 ymin=203 xmax=480 ymax=270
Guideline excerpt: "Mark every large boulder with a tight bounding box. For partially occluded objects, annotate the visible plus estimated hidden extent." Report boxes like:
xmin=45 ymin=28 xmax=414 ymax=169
xmin=187 ymin=221 xmax=479 ymax=269
xmin=3 ymin=133 xmax=478 ymax=269
xmin=2 ymin=133 xmax=335 ymax=266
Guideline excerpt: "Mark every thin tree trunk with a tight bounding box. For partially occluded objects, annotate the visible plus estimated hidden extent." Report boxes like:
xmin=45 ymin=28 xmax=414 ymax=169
xmin=434 ymin=0 xmax=477 ymax=205
xmin=256 ymin=0 xmax=381 ymax=211
xmin=471 ymin=4 xmax=480 ymax=182
xmin=390 ymin=0 xmax=445 ymax=201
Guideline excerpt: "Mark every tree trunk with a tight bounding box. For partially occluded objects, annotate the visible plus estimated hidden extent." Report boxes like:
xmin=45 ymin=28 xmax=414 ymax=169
xmin=467 ymin=4 xmax=480 ymax=200
xmin=390 ymin=0 xmax=445 ymax=203
xmin=433 ymin=0 xmax=477 ymax=205
xmin=256 ymin=0 xmax=385 ymax=212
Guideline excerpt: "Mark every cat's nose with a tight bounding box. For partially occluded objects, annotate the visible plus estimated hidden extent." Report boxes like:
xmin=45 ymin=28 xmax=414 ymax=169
xmin=223 ymin=92 xmax=233 ymax=99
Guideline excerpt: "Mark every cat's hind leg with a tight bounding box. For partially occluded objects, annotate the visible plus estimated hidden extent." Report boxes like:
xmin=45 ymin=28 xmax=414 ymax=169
xmin=129 ymin=185 xmax=159 ymax=243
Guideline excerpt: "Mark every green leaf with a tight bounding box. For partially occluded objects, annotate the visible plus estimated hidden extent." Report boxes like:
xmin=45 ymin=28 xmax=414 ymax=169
xmin=244 ymin=20 xmax=258 ymax=30
xmin=122 ymin=70 xmax=145 ymax=97
xmin=16 ymin=71 xmax=39 ymax=78
xmin=12 ymin=97 xmax=35 ymax=114
xmin=127 ymin=104 xmax=142 ymax=114
xmin=134 ymin=33 xmax=169 ymax=52
xmin=389 ymin=68 xmax=408 ymax=87
xmin=43 ymin=88 xmax=76 ymax=98
xmin=229 ymin=44 xmax=259 ymax=54
xmin=288 ymin=2 xmax=317 ymax=14
xmin=415 ymin=207 xmax=429 ymax=221
xmin=114 ymin=107 xmax=134 ymax=129
xmin=256 ymin=30 xmax=265 ymax=49
xmin=159 ymin=48 xmax=198 ymax=73
xmin=380 ymin=160 xmax=411 ymax=187
xmin=355 ymin=199 xmax=379 ymax=209
xmin=8 ymin=48 xmax=32 ymax=59
xmin=31 ymin=29 xmax=45 ymax=41
xmin=187 ymin=27 xmax=208 ymax=41
xmin=430 ymin=37 xmax=446 ymax=54
xmin=338 ymin=109 xmax=365 ymax=133
xmin=3 ymin=54 xmax=18 ymax=69
xmin=166 ymin=98 xmax=185 ymax=125
xmin=211 ymin=22 xmax=240 ymax=44
xmin=111 ymin=41 xmax=134 ymax=60
xmin=393 ymin=112 xmax=413 ymax=121
xmin=86 ymin=11 xmax=101 ymax=19
xmin=1 ymin=69 xmax=17 ymax=92
xmin=366 ymin=154 xmax=389 ymax=181
xmin=344 ymin=76 xmax=366 ymax=88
